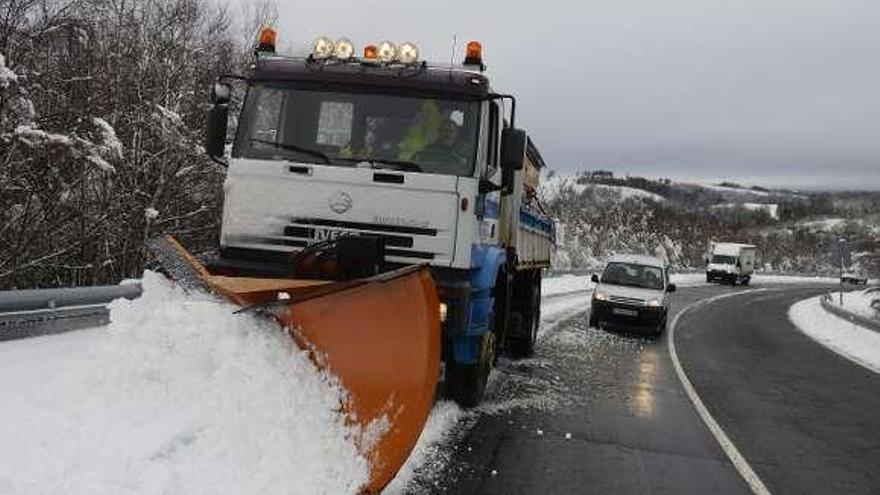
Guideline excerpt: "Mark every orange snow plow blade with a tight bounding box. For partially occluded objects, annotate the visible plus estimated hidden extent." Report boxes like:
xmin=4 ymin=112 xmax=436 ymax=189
xmin=148 ymin=236 xmax=441 ymax=494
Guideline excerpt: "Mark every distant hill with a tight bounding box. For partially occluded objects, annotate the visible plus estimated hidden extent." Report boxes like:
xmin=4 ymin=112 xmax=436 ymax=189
xmin=541 ymin=170 xmax=880 ymax=276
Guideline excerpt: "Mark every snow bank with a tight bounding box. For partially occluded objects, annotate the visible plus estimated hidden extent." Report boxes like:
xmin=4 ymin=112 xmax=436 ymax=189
xmin=0 ymin=272 xmax=368 ymax=495
xmin=789 ymin=296 xmax=880 ymax=373
xmin=831 ymin=290 xmax=880 ymax=321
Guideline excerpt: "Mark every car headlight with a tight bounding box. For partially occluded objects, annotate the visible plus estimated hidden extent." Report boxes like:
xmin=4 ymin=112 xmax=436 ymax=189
xmin=645 ymin=298 xmax=662 ymax=307
xmin=594 ymin=291 xmax=609 ymax=301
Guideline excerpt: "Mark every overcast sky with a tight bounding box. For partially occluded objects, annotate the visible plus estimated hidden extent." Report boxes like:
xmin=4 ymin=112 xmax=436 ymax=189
xmin=267 ymin=0 xmax=880 ymax=190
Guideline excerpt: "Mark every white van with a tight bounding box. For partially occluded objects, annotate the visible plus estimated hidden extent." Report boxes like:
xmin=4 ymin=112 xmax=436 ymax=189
xmin=589 ymin=254 xmax=676 ymax=336
xmin=706 ymin=242 xmax=757 ymax=285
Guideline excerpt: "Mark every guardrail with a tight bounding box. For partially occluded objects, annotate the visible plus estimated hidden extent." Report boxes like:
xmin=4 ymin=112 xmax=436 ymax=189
xmin=0 ymin=284 xmax=142 ymax=342
xmin=820 ymin=293 xmax=880 ymax=333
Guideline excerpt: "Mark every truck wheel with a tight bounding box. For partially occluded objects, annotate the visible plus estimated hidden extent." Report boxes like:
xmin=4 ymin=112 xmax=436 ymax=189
xmin=588 ymin=310 xmax=599 ymax=329
xmin=446 ymin=332 xmax=495 ymax=408
xmin=509 ymin=279 xmax=541 ymax=358
xmin=742 ymin=276 xmax=751 ymax=286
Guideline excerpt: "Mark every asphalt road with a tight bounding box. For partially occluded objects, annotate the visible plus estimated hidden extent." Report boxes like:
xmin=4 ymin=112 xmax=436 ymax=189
xmin=675 ymin=287 xmax=880 ymax=494
xmin=405 ymin=282 xmax=873 ymax=495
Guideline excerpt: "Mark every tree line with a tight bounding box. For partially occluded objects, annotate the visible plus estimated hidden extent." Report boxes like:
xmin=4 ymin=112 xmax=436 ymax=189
xmin=0 ymin=0 xmax=275 ymax=289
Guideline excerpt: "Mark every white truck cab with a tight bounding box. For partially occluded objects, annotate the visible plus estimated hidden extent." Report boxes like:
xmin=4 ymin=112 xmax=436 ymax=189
xmin=203 ymin=34 xmax=554 ymax=407
xmin=706 ymin=242 xmax=757 ymax=285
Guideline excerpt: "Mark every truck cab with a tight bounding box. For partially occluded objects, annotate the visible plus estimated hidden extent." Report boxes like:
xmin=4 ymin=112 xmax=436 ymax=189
xmin=204 ymin=33 xmax=554 ymax=407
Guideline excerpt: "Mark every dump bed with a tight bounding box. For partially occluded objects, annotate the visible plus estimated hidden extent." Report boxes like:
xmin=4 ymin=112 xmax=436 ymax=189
xmin=514 ymin=139 xmax=555 ymax=270
xmin=516 ymin=205 xmax=554 ymax=269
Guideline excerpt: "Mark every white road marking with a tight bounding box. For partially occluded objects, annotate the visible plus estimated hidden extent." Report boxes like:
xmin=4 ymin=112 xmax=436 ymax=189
xmin=668 ymin=289 xmax=774 ymax=495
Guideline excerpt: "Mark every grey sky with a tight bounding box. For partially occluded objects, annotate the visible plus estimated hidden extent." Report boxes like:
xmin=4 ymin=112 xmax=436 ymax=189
xmin=269 ymin=0 xmax=880 ymax=190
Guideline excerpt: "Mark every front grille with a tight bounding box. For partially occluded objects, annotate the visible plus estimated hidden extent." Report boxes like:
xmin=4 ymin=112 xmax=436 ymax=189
xmin=291 ymin=217 xmax=437 ymax=236
xmin=609 ymin=295 xmax=645 ymax=306
xmin=281 ymin=218 xmax=438 ymax=261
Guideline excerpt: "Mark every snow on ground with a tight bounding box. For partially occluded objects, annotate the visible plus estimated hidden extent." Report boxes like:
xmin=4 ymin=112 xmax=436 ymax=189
xmin=789 ymin=296 xmax=880 ymax=373
xmin=828 ymin=289 xmax=880 ymax=321
xmin=693 ymin=182 xmax=772 ymax=197
xmin=539 ymin=174 xmax=664 ymax=202
xmin=796 ymin=217 xmax=847 ymax=231
xmin=712 ymin=202 xmax=779 ymax=219
xmin=542 ymin=273 xmax=594 ymax=297
xmin=0 ymin=272 xmax=368 ymax=495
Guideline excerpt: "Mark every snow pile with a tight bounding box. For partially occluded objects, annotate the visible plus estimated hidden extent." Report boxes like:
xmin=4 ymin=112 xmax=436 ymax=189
xmin=0 ymin=272 xmax=368 ymax=495
xmin=789 ymin=296 xmax=880 ymax=373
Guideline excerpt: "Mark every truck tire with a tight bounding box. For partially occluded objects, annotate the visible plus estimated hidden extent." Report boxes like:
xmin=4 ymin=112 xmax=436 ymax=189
xmin=446 ymin=331 xmax=495 ymax=408
xmin=588 ymin=310 xmax=599 ymax=329
xmin=508 ymin=272 xmax=541 ymax=358
xmin=742 ymin=276 xmax=751 ymax=286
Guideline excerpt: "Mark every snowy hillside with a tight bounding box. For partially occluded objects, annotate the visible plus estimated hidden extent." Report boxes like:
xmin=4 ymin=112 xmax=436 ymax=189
xmin=541 ymin=173 xmax=664 ymax=203
xmin=541 ymin=170 xmax=880 ymax=275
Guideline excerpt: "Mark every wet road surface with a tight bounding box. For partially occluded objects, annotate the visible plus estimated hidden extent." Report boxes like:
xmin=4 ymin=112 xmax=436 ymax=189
xmin=403 ymin=282 xmax=873 ymax=495
xmin=675 ymin=287 xmax=880 ymax=494
xmin=409 ymin=285 xmax=751 ymax=494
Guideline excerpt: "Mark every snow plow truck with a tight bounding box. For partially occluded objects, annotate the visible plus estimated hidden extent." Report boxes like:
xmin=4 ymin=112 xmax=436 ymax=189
xmin=151 ymin=28 xmax=554 ymax=493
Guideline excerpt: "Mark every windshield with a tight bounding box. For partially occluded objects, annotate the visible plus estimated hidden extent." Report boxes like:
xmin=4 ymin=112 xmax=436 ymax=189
xmin=234 ymin=85 xmax=480 ymax=176
xmin=711 ymin=254 xmax=737 ymax=264
xmin=601 ymin=262 xmax=665 ymax=290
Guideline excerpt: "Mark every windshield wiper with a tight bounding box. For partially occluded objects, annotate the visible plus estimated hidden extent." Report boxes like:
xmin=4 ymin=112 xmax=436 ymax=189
xmin=339 ymin=157 xmax=423 ymax=173
xmin=248 ymin=138 xmax=331 ymax=164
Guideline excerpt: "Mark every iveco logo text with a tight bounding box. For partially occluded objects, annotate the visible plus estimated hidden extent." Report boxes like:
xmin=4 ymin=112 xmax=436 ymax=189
xmin=328 ymin=191 xmax=353 ymax=214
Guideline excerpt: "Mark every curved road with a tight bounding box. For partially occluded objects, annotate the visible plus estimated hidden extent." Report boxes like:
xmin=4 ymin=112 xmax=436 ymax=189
xmin=675 ymin=287 xmax=880 ymax=494
xmin=405 ymin=283 xmax=875 ymax=494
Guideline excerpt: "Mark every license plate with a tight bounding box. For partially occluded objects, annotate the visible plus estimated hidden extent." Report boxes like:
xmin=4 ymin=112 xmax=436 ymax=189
xmin=612 ymin=307 xmax=638 ymax=317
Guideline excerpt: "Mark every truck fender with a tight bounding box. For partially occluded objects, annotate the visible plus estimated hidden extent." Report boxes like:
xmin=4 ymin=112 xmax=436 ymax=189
xmin=450 ymin=245 xmax=506 ymax=365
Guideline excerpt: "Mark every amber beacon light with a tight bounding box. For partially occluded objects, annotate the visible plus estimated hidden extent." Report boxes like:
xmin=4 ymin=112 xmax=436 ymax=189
xmin=464 ymin=40 xmax=483 ymax=66
xmin=257 ymin=26 xmax=277 ymax=53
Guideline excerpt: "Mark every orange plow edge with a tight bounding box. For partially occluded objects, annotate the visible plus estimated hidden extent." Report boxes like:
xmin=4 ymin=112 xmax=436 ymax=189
xmin=148 ymin=236 xmax=441 ymax=494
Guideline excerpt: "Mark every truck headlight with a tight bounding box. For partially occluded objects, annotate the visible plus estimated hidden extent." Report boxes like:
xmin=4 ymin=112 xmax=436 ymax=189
xmin=646 ymin=298 xmax=662 ymax=307
xmin=594 ymin=291 xmax=608 ymax=301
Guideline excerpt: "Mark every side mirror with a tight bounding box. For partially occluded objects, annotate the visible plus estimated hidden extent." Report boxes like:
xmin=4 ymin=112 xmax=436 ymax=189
xmin=500 ymin=128 xmax=526 ymax=195
xmin=591 ymin=274 xmax=599 ymax=284
xmin=666 ymin=283 xmax=677 ymax=293
xmin=500 ymin=128 xmax=526 ymax=171
xmin=206 ymin=82 xmax=231 ymax=163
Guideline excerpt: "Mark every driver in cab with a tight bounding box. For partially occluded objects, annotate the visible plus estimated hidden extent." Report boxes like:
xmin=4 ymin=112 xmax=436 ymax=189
xmin=413 ymin=117 xmax=468 ymax=168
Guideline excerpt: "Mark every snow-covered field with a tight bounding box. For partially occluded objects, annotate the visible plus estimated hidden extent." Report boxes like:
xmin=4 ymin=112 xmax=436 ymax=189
xmin=789 ymin=296 xmax=880 ymax=373
xmin=0 ymin=272 xmax=368 ymax=495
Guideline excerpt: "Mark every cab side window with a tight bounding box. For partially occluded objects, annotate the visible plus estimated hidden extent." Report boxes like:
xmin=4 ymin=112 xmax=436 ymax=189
xmin=486 ymin=101 xmax=500 ymax=178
